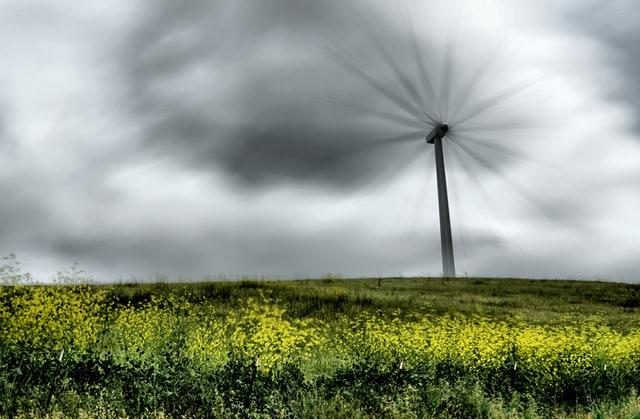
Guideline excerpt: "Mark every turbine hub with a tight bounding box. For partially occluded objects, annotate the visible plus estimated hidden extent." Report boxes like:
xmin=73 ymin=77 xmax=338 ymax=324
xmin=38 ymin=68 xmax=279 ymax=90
xmin=426 ymin=123 xmax=449 ymax=144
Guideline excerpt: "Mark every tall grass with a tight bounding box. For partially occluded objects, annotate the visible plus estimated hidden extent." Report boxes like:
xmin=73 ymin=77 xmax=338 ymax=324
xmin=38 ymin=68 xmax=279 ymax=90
xmin=1 ymin=275 xmax=640 ymax=417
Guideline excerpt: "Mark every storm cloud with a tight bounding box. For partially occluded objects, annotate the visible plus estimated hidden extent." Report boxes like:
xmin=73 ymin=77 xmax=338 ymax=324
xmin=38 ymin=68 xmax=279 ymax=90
xmin=566 ymin=0 xmax=640 ymax=132
xmin=1 ymin=0 xmax=639 ymax=281
xmin=122 ymin=0 xmax=549 ymax=189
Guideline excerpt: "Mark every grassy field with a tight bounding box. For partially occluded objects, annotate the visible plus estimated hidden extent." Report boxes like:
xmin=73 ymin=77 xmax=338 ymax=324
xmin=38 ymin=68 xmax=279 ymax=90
xmin=2 ymin=276 xmax=640 ymax=418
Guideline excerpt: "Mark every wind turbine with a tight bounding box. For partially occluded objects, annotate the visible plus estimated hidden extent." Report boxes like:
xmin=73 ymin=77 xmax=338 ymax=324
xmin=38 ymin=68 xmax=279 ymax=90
xmin=326 ymin=2 xmax=542 ymax=278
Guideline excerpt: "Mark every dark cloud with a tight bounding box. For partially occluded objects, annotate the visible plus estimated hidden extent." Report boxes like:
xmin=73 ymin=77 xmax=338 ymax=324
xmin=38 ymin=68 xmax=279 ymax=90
xmin=122 ymin=0 xmax=543 ymax=190
xmin=566 ymin=0 xmax=640 ymax=132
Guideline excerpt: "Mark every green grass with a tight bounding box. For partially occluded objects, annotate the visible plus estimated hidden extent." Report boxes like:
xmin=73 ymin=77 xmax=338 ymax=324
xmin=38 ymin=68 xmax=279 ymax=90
xmin=103 ymin=276 xmax=640 ymax=327
xmin=2 ymin=276 xmax=640 ymax=418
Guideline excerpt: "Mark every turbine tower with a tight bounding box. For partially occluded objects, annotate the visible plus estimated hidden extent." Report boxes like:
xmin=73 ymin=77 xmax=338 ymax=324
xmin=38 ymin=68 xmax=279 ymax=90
xmin=426 ymin=123 xmax=455 ymax=277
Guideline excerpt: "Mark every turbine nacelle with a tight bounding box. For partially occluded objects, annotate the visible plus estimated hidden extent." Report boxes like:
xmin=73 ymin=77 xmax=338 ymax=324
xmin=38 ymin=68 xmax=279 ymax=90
xmin=426 ymin=123 xmax=449 ymax=144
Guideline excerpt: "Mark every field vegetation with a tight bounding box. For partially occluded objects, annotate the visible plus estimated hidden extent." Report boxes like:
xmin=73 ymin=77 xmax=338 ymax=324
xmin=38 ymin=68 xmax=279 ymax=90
xmin=2 ymin=257 xmax=640 ymax=417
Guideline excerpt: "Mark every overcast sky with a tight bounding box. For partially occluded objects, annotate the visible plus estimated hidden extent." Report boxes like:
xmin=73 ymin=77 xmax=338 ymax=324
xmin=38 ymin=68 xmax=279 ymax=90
xmin=1 ymin=0 xmax=639 ymax=282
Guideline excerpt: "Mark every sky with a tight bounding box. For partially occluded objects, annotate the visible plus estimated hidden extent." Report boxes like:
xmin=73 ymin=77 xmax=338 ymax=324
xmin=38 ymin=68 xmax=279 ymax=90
xmin=1 ymin=0 xmax=639 ymax=282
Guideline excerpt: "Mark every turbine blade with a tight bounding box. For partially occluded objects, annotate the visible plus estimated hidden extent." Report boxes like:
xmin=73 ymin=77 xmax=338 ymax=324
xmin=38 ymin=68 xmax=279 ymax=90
xmin=452 ymin=77 xmax=543 ymax=126
xmin=439 ymin=45 xmax=454 ymax=122
xmin=315 ymin=97 xmax=426 ymax=130
xmin=439 ymin=1 xmax=464 ymax=122
xmin=448 ymin=131 xmax=525 ymax=161
xmin=338 ymin=140 xmax=426 ymax=194
xmin=365 ymin=141 xmax=426 ymax=189
xmin=444 ymin=137 xmax=510 ymax=249
xmin=326 ymin=46 xmax=431 ymax=125
xmin=447 ymin=135 xmax=553 ymax=223
xmin=452 ymin=120 xmax=531 ymax=134
xmin=451 ymin=131 xmax=575 ymax=193
xmin=447 ymin=32 xmax=509 ymax=123
xmin=364 ymin=129 xmax=426 ymax=149
xmin=396 ymin=157 xmax=435 ymax=242
xmin=337 ymin=129 xmax=426 ymax=160
xmin=401 ymin=0 xmax=440 ymax=122
xmin=354 ymin=15 xmax=434 ymax=125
